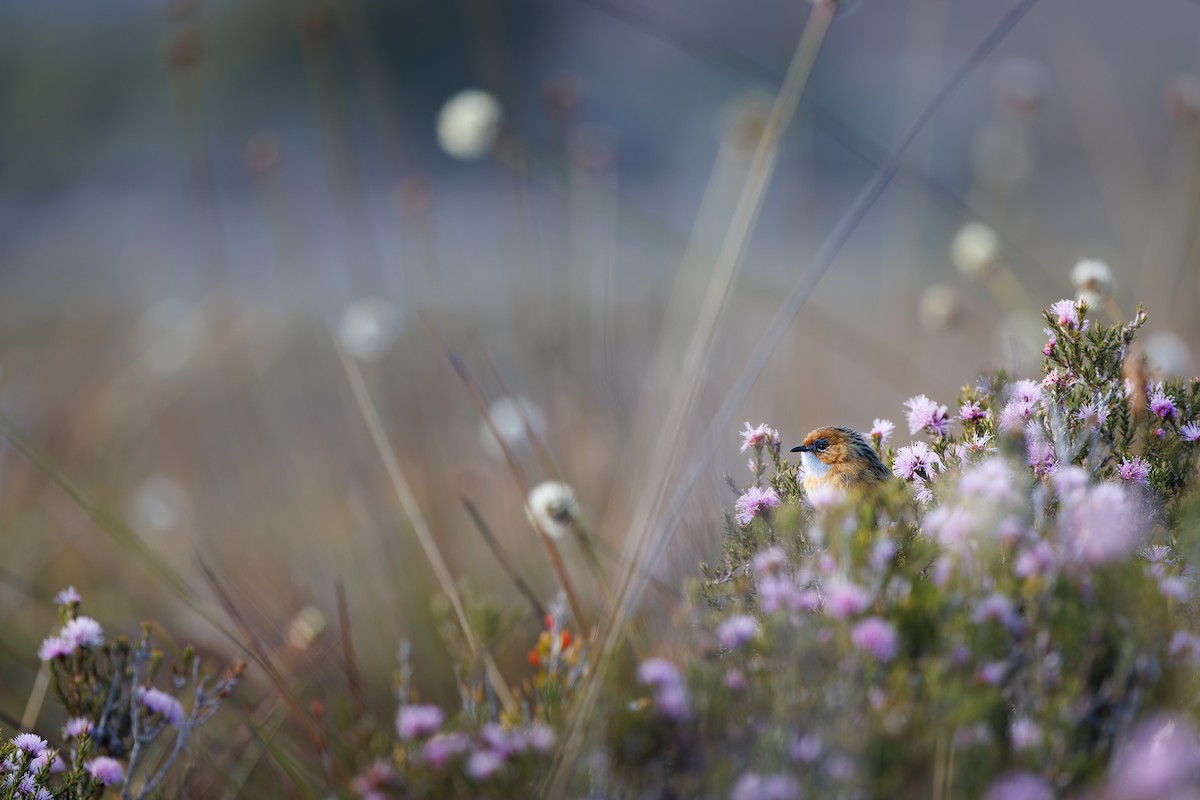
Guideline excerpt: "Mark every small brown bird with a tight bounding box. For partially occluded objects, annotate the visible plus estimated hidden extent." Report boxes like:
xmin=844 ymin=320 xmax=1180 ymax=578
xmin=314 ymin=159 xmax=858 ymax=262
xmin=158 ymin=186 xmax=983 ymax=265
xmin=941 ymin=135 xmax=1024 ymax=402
xmin=790 ymin=426 xmax=890 ymax=497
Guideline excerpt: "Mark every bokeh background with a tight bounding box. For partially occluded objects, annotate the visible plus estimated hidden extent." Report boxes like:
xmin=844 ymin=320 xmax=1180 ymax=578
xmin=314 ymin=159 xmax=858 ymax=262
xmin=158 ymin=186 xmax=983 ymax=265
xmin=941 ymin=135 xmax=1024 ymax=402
xmin=1 ymin=0 xmax=1199 ymax=790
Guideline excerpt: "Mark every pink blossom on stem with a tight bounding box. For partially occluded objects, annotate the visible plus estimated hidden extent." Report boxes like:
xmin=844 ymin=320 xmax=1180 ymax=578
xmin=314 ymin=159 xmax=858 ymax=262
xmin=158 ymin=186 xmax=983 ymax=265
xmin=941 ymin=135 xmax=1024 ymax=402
xmin=1118 ymin=456 xmax=1150 ymax=487
xmin=904 ymin=395 xmax=950 ymax=436
xmin=1049 ymin=298 xmax=1082 ymax=330
xmin=739 ymin=422 xmax=780 ymax=453
xmin=735 ymin=486 xmax=781 ymax=525
xmin=870 ymin=418 xmax=895 ymax=447
xmin=851 ymin=617 xmax=899 ymax=662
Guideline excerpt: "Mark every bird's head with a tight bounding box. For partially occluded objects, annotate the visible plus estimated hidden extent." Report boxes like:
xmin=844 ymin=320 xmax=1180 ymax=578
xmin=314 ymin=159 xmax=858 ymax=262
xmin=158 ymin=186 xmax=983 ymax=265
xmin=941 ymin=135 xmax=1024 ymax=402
xmin=790 ymin=426 xmax=878 ymax=484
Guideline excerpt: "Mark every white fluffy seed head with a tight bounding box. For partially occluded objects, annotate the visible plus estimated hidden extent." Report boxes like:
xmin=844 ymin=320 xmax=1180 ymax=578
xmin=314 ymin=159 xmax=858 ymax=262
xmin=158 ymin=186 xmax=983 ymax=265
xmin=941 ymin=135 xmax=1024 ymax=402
xmin=951 ymin=222 xmax=1000 ymax=279
xmin=525 ymin=481 xmax=580 ymax=540
xmin=339 ymin=298 xmax=401 ymax=361
xmin=436 ymin=89 xmax=504 ymax=160
xmin=1070 ymin=259 xmax=1113 ymax=305
xmin=918 ymin=284 xmax=965 ymax=333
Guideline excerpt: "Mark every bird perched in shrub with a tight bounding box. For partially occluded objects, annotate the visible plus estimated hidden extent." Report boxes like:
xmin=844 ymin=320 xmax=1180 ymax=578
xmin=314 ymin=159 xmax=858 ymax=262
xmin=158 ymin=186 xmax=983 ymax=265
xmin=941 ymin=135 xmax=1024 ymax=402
xmin=791 ymin=426 xmax=890 ymax=498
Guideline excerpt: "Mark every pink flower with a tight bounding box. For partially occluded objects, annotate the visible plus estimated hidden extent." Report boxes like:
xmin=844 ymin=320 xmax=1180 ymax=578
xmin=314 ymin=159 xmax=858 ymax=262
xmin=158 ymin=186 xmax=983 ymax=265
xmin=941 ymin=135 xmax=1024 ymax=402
xmin=12 ymin=733 xmax=47 ymax=755
xmin=1049 ymin=298 xmax=1082 ymax=330
xmin=1062 ymin=483 xmax=1142 ymax=566
xmin=637 ymin=658 xmax=682 ymax=688
xmin=396 ymin=705 xmax=444 ymax=740
xmin=1110 ymin=713 xmax=1200 ymax=799
xmin=959 ymin=402 xmax=987 ymax=423
xmin=716 ymin=615 xmax=759 ymax=650
xmin=61 ymin=617 xmax=104 ymax=648
xmin=1042 ymin=330 xmax=1057 ymax=357
xmin=139 ymin=687 xmax=185 ymax=726
xmin=735 ymin=486 xmax=781 ymax=525
xmin=959 ymin=457 xmax=1017 ymax=505
xmin=912 ymin=475 xmax=935 ymax=505
xmin=1149 ymin=384 xmax=1177 ymax=419
xmin=892 ymin=442 xmax=944 ymax=481
xmin=422 ymin=732 xmax=469 ymax=768
xmin=63 ymin=718 xmax=92 ymax=739
xmin=637 ymin=658 xmax=689 ymax=719
xmin=730 ymin=772 xmax=801 ymax=800
xmin=1118 ymin=456 xmax=1150 ymax=487
xmin=826 ymin=581 xmax=870 ymax=619
xmin=851 ymin=617 xmax=899 ymax=661
xmin=85 ymin=756 xmax=124 ymax=786
xmin=739 ymin=422 xmax=780 ymax=453
xmin=54 ymin=587 xmax=81 ymax=606
xmin=752 ymin=547 xmax=787 ymax=578
xmin=1010 ymin=718 xmax=1042 ymax=751
xmin=1075 ymin=402 xmax=1109 ymax=431
xmin=1181 ymin=422 xmax=1200 ymax=442
xmin=724 ymin=668 xmax=746 ymax=691
xmin=904 ymin=395 xmax=949 ymax=436
xmin=984 ymin=773 xmax=1053 ymax=800
xmin=38 ymin=636 xmax=75 ymax=661
xmin=1025 ymin=423 xmax=1056 ymax=477
xmin=870 ymin=418 xmax=895 ymax=447
xmin=466 ymin=748 xmax=505 ymax=781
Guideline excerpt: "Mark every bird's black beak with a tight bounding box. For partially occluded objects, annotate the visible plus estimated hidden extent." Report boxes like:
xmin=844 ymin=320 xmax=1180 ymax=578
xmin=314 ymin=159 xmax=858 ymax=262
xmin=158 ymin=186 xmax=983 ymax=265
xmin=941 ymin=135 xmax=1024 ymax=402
xmin=790 ymin=444 xmax=808 ymax=453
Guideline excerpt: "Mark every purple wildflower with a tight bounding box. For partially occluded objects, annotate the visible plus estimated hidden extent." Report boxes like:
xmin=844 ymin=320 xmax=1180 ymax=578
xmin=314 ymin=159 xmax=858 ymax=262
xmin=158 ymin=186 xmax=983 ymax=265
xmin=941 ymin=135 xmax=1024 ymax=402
xmin=63 ymin=718 xmax=92 ymax=739
xmin=825 ymin=581 xmax=870 ymax=619
xmin=1009 ymin=718 xmax=1041 ymax=751
xmin=61 ymin=617 xmax=104 ymax=648
xmin=1075 ymin=402 xmax=1108 ymax=431
xmin=790 ymin=734 xmax=822 ymax=763
xmin=730 ymin=772 xmax=801 ymax=800
xmin=904 ymin=394 xmax=950 ymax=436
xmin=637 ymin=658 xmax=682 ymax=688
xmin=892 ymin=442 xmax=944 ymax=481
xmin=1049 ymin=298 xmax=1082 ymax=330
xmin=959 ymin=402 xmax=987 ymax=423
xmin=735 ymin=486 xmax=781 ymax=525
xmin=851 ymin=617 xmax=899 ymax=662
xmin=637 ymin=658 xmax=689 ymax=719
xmin=1118 ymin=456 xmax=1151 ymax=487
xmin=28 ymin=749 xmax=60 ymax=775
xmin=1181 ymin=421 xmax=1200 ymax=442
xmin=978 ymin=661 xmax=1006 ymax=685
xmin=422 ymin=732 xmax=469 ymax=769
xmin=396 ymin=704 xmax=444 ymax=740
xmin=752 ymin=547 xmax=787 ymax=578
xmin=870 ymin=418 xmax=895 ymax=447
xmin=54 ymin=587 xmax=81 ymax=606
xmin=724 ymin=668 xmax=746 ymax=691
xmin=716 ymin=615 xmax=759 ymax=650
xmin=466 ymin=749 xmax=505 ymax=781
xmin=527 ymin=724 xmax=555 ymax=752
xmin=139 ymin=687 xmax=185 ymax=726
xmin=86 ymin=757 xmax=124 ymax=787
xmin=1149 ymin=384 xmax=1177 ymax=419
xmin=38 ymin=636 xmax=75 ymax=661
xmin=1042 ymin=329 xmax=1056 ymax=357
xmin=1025 ymin=423 xmax=1056 ymax=477
xmin=12 ymin=734 xmax=47 ymax=755
xmin=983 ymin=773 xmax=1054 ymax=800
xmin=1110 ymin=713 xmax=1200 ymax=799
xmin=959 ymin=457 xmax=1018 ymax=504
xmin=739 ymin=422 xmax=780 ymax=453
xmin=972 ymin=593 xmax=1017 ymax=629
xmin=912 ymin=475 xmax=935 ymax=505
xmin=1062 ymin=483 xmax=1142 ymax=566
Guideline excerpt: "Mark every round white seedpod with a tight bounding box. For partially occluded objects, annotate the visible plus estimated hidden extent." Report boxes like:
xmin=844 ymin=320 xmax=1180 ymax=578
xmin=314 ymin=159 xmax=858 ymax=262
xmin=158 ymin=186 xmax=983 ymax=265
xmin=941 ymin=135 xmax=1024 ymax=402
xmin=338 ymin=297 xmax=401 ymax=361
xmin=479 ymin=395 xmax=546 ymax=458
xmin=129 ymin=475 xmax=191 ymax=537
xmin=918 ymin=284 xmax=965 ymax=333
xmin=287 ymin=605 xmax=327 ymax=650
xmin=1144 ymin=331 xmax=1194 ymax=379
xmin=1070 ymin=259 xmax=1113 ymax=306
xmin=436 ymin=89 xmax=504 ymax=160
xmin=951 ymin=222 xmax=1000 ymax=279
xmin=525 ymin=481 xmax=580 ymax=540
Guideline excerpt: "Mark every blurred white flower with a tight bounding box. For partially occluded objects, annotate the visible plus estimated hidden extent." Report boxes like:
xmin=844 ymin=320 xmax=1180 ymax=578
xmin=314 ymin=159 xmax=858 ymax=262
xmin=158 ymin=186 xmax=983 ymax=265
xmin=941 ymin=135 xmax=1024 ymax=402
xmin=525 ymin=481 xmax=580 ymax=540
xmin=129 ymin=475 xmax=190 ymax=537
xmin=338 ymin=298 xmax=401 ymax=361
xmin=918 ymin=283 xmax=965 ymax=333
xmin=287 ymin=605 xmax=327 ymax=650
xmin=1144 ymin=331 xmax=1194 ymax=379
xmin=1070 ymin=258 xmax=1114 ymax=306
xmin=135 ymin=298 xmax=207 ymax=375
xmin=951 ymin=222 xmax=999 ymax=279
xmin=479 ymin=395 xmax=545 ymax=458
xmin=436 ymin=89 xmax=503 ymax=160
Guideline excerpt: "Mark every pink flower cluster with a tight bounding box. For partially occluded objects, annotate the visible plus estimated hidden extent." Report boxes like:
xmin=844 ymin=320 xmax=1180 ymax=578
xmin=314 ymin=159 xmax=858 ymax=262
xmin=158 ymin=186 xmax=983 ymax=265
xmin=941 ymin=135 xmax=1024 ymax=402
xmin=735 ymin=486 xmax=781 ymax=526
xmin=904 ymin=395 xmax=950 ymax=437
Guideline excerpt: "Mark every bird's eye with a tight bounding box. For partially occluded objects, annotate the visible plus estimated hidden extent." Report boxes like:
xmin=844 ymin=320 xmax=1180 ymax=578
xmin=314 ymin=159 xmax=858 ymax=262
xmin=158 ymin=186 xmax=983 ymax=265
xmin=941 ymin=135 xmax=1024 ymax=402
xmin=815 ymin=439 xmax=828 ymax=452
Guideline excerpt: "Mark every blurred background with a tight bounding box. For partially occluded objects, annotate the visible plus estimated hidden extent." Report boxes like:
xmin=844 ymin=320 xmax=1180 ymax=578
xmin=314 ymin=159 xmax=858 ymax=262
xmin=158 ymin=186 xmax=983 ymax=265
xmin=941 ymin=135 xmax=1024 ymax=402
xmin=1 ymin=0 xmax=1199 ymax=788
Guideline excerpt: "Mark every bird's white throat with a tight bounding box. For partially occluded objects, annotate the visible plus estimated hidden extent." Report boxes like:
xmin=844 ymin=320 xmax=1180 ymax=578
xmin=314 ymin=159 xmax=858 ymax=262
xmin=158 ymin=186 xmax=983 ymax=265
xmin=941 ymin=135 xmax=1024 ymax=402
xmin=800 ymin=452 xmax=831 ymax=479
